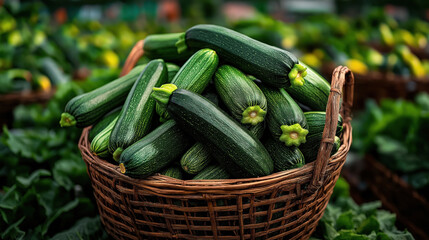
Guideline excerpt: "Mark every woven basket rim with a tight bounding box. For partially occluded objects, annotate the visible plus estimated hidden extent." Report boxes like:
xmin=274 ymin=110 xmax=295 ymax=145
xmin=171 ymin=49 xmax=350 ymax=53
xmin=78 ymin=120 xmax=352 ymax=191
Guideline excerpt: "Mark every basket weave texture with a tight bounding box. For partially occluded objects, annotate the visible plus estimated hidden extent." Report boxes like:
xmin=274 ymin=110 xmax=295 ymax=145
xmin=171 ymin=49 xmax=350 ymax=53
xmin=78 ymin=41 xmax=355 ymax=240
xmin=0 ymin=89 xmax=55 ymax=113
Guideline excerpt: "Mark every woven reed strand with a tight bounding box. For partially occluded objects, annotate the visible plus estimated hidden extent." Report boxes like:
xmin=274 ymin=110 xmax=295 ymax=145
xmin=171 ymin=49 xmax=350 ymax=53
xmin=79 ymin=40 xmax=355 ymax=240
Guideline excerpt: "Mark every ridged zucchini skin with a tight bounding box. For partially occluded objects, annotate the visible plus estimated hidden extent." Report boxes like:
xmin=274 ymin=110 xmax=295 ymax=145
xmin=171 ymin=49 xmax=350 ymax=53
xmin=60 ymin=64 xmax=146 ymax=128
xmin=166 ymin=63 xmax=180 ymax=82
xmin=264 ymin=138 xmax=305 ymax=171
xmin=109 ymin=59 xmax=168 ymax=161
xmin=143 ymin=33 xmax=195 ymax=63
xmin=177 ymin=24 xmax=306 ymax=88
xmin=90 ymin=116 xmax=119 ymax=158
xmin=119 ymin=120 xmax=192 ymax=179
xmin=156 ymin=48 xmax=219 ymax=121
xmin=152 ymin=86 xmax=274 ymax=178
xmin=285 ymin=62 xmax=330 ymax=111
xmin=161 ymin=166 xmax=184 ymax=179
xmin=180 ymin=142 xmax=213 ymax=175
xmin=193 ymin=165 xmax=230 ymax=180
xmin=214 ymin=65 xmax=267 ymax=126
xmin=88 ymin=107 xmax=121 ymax=142
xmin=299 ymin=112 xmax=343 ymax=163
xmin=246 ymin=122 xmax=265 ymax=139
xmin=260 ymin=85 xmax=309 ymax=147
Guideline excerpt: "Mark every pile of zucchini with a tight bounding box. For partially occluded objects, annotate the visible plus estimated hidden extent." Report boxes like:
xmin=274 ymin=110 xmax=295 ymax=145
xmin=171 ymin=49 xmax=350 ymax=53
xmin=61 ymin=24 xmax=343 ymax=180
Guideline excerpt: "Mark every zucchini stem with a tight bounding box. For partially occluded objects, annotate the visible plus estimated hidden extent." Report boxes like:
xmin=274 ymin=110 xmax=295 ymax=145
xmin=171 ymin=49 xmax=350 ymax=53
xmin=151 ymin=83 xmax=178 ymax=106
xmin=113 ymin=148 xmax=123 ymax=162
xmin=59 ymin=113 xmax=76 ymax=127
xmin=175 ymin=33 xmax=188 ymax=54
xmin=279 ymin=123 xmax=309 ymax=147
xmin=288 ymin=64 xmax=307 ymax=87
xmin=119 ymin=163 xmax=126 ymax=174
xmin=241 ymin=105 xmax=266 ymax=126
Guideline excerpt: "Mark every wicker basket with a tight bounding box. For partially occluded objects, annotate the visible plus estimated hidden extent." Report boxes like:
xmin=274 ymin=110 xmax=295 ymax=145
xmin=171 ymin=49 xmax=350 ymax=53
xmin=363 ymin=155 xmax=429 ymax=240
xmin=78 ymin=40 xmax=355 ymax=240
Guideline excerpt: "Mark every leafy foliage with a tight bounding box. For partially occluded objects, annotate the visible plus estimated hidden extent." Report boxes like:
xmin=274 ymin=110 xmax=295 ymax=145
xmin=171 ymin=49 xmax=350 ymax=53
xmin=352 ymin=93 xmax=429 ymax=193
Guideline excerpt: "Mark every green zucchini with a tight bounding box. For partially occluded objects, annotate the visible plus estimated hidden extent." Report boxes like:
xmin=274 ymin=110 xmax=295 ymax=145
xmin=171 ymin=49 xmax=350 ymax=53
xmin=166 ymin=63 xmax=180 ymax=82
xmin=60 ymin=64 xmax=146 ymax=128
xmin=214 ymin=65 xmax=267 ymax=126
xmin=40 ymin=57 xmax=69 ymax=85
xmin=176 ymin=24 xmax=306 ymax=88
xmin=264 ymin=138 xmax=305 ymax=171
xmin=260 ymin=85 xmax=308 ymax=147
xmin=246 ymin=122 xmax=265 ymax=139
xmin=119 ymin=120 xmax=192 ymax=179
xmin=151 ymin=84 xmax=274 ymax=178
xmin=285 ymin=62 xmax=330 ymax=111
xmin=109 ymin=59 xmax=168 ymax=161
xmin=193 ymin=165 xmax=230 ymax=180
xmin=332 ymin=136 xmax=341 ymax=156
xmin=144 ymin=32 xmax=195 ymax=63
xmin=88 ymin=107 xmax=121 ymax=142
xmin=156 ymin=48 xmax=219 ymax=122
xmin=90 ymin=116 xmax=119 ymax=158
xmin=299 ymin=112 xmax=343 ymax=163
xmin=181 ymin=142 xmax=213 ymax=175
xmin=161 ymin=166 xmax=184 ymax=179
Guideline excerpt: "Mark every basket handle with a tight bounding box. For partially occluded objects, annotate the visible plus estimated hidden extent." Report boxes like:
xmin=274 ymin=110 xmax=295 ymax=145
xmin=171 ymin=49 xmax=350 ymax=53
xmin=120 ymin=40 xmax=145 ymax=77
xmin=308 ymin=66 xmax=354 ymax=192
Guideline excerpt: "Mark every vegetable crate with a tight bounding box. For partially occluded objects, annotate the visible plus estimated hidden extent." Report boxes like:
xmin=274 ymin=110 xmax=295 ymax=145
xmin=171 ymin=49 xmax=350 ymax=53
xmin=0 ymin=89 xmax=55 ymax=129
xmin=321 ymin=62 xmax=429 ymax=110
xmin=78 ymin=40 xmax=354 ymax=240
xmin=363 ymin=155 xmax=429 ymax=240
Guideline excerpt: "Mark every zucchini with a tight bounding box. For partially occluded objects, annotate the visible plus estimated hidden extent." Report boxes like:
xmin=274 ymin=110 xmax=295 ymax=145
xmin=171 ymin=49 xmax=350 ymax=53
xmin=285 ymin=62 xmax=331 ymax=111
xmin=90 ymin=115 xmax=119 ymax=158
xmin=214 ymin=65 xmax=267 ymax=126
xmin=193 ymin=165 xmax=230 ymax=180
xmin=151 ymin=84 xmax=274 ymax=178
xmin=180 ymin=142 xmax=213 ymax=175
xmin=40 ymin=57 xmax=69 ymax=85
xmin=161 ymin=166 xmax=184 ymax=179
xmin=144 ymin=32 xmax=195 ymax=63
xmin=260 ymin=85 xmax=309 ymax=147
xmin=246 ymin=122 xmax=265 ymax=139
xmin=264 ymin=138 xmax=305 ymax=171
xmin=88 ymin=107 xmax=121 ymax=142
xmin=109 ymin=59 xmax=168 ymax=161
xmin=332 ymin=136 xmax=341 ymax=155
xmin=166 ymin=63 xmax=180 ymax=82
xmin=299 ymin=112 xmax=343 ymax=163
xmin=119 ymin=120 xmax=192 ymax=179
xmin=176 ymin=24 xmax=307 ymax=88
xmin=60 ymin=64 xmax=146 ymax=128
xmin=156 ymin=48 xmax=219 ymax=122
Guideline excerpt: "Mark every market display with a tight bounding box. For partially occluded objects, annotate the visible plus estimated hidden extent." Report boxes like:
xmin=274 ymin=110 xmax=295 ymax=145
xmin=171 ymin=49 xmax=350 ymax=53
xmin=1 ymin=1 xmax=426 ymax=239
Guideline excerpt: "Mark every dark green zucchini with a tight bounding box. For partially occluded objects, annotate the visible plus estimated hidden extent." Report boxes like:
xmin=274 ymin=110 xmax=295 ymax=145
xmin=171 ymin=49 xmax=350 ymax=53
xmin=143 ymin=32 xmax=195 ymax=63
xmin=264 ymin=138 xmax=305 ymax=171
xmin=90 ymin=116 xmax=118 ymax=158
xmin=180 ymin=142 xmax=213 ymax=175
xmin=161 ymin=166 xmax=184 ymax=179
xmin=119 ymin=120 xmax=192 ymax=179
xmin=298 ymin=112 xmax=343 ymax=163
xmin=285 ymin=62 xmax=331 ymax=111
xmin=246 ymin=122 xmax=265 ymax=139
xmin=193 ymin=165 xmax=230 ymax=180
xmin=109 ymin=59 xmax=168 ymax=161
xmin=156 ymin=48 xmax=219 ymax=122
xmin=260 ymin=85 xmax=308 ymax=147
xmin=60 ymin=64 xmax=146 ymax=128
xmin=176 ymin=24 xmax=307 ymax=88
xmin=214 ymin=65 xmax=267 ymax=126
xmin=166 ymin=63 xmax=180 ymax=82
xmin=332 ymin=136 xmax=341 ymax=156
xmin=151 ymin=84 xmax=274 ymax=178
xmin=88 ymin=107 xmax=121 ymax=142
xmin=40 ymin=57 xmax=69 ymax=85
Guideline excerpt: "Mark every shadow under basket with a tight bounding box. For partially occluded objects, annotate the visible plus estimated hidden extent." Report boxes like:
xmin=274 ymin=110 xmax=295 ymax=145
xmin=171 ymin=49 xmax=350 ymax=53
xmin=78 ymin=40 xmax=355 ymax=240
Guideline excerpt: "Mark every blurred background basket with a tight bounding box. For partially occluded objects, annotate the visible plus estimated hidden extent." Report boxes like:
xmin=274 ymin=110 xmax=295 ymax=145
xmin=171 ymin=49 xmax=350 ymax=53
xmin=78 ymin=41 xmax=355 ymax=240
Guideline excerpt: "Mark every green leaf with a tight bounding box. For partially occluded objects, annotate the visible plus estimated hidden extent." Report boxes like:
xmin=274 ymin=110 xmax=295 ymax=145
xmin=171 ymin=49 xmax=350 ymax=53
xmin=41 ymin=198 xmax=80 ymax=235
xmin=1 ymin=216 xmax=25 ymax=240
xmin=360 ymin=201 xmax=382 ymax=216
xmin=376 ymin=210 xmax=396 ymax=232
xmin=357 ymin=216 xmax=380 ymax=235
xmin=16 ymin=169 xmax=51 ymax=188
xmin=336 ymin=211 xmax=356 ymax=230
xmin=51 ymin=216 xmax=110 ymax=240
xmin=0 ymin=185 xmax=19 ymax=210
xmin=334 ymin=230 xmax=370 ymax=240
